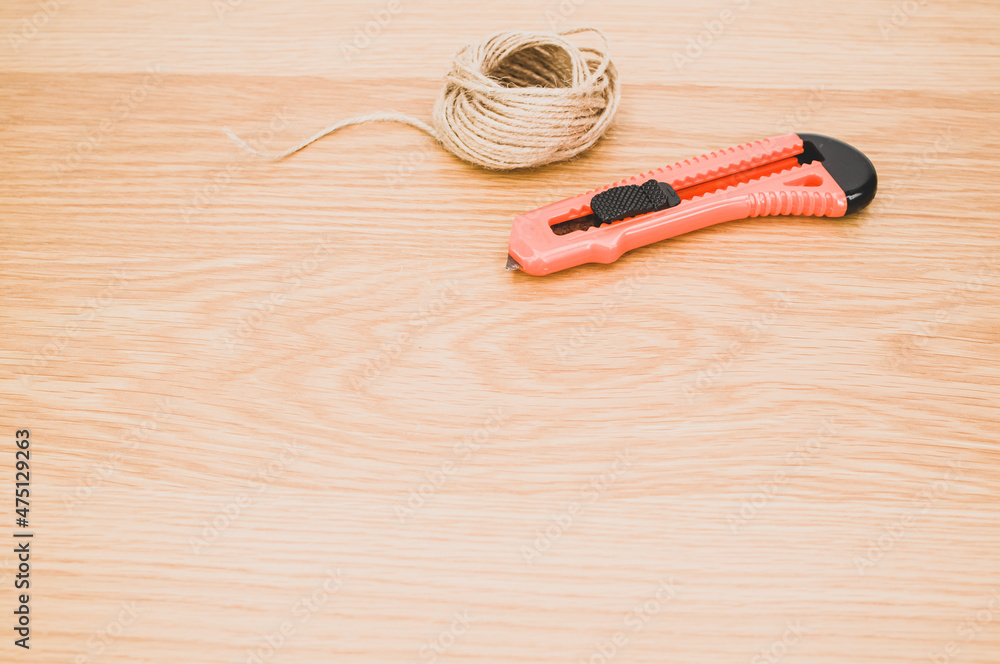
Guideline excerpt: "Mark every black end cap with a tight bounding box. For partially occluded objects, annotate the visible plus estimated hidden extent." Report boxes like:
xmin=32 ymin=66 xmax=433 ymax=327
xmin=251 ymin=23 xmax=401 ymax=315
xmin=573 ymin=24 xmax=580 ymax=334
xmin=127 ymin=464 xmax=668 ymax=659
xmin=796 ymin=133 xmax=878 ymax=215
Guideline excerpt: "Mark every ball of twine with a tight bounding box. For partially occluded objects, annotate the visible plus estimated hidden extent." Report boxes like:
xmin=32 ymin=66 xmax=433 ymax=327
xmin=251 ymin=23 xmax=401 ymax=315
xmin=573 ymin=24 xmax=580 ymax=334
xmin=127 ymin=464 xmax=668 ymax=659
xmin=433 ymin=26 xmax=620 ymax=169
xmin=224 ymin=27 xmax=620 ymax=171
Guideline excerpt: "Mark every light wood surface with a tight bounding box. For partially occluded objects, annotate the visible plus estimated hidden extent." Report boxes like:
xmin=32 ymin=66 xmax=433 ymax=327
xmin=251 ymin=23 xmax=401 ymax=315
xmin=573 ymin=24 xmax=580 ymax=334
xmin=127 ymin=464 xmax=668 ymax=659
xmin=2 ymin=1 xmax=999 ymax=662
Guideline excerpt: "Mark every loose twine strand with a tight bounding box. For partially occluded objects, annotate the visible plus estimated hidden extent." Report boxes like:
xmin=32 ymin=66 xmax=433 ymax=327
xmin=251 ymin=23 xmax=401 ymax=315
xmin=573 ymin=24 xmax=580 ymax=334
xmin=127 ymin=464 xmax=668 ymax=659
xmin=223 ymin=26 xmax=620 ymax=171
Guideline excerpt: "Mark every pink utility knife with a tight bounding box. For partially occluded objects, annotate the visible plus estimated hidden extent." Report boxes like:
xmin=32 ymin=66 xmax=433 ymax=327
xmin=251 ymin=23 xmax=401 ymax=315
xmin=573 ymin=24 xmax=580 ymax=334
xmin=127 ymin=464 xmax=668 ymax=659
xmin=505 ymin=133 xmax=877 ymax=276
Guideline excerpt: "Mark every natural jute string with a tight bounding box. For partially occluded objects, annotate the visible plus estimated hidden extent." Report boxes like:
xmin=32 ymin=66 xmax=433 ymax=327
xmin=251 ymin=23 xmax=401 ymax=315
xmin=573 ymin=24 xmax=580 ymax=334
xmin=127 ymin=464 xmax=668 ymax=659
xmin=224 ymin=26 xmax=620 ymax=170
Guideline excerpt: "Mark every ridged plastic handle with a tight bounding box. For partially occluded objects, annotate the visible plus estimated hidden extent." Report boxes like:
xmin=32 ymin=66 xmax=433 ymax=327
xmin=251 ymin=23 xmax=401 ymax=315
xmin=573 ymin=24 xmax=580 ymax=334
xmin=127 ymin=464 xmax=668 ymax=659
xmin=507 ymin=144 xmax=849 ymax=276
xmin=746 ymin=186 xmax=844 ymax=217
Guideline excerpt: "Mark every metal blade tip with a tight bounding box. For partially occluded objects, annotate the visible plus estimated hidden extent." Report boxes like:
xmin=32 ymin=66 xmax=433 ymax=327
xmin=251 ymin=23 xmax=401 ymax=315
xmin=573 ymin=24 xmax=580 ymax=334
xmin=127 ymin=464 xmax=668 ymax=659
xmin=505 ymin=254 xmax=522 ymax=272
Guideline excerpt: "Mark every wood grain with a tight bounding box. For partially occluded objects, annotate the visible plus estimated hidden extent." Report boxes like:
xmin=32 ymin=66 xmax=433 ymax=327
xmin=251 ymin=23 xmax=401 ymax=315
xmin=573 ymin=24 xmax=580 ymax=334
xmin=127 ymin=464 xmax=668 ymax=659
xmin=1 ymin=1 xmax=999 ymax=662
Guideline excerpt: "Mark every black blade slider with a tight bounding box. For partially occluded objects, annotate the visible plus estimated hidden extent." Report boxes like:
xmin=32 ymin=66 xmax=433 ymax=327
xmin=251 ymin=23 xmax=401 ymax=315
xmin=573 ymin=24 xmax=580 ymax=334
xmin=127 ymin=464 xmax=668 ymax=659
xmin=589 ymin=179 xmax=681 ymax=226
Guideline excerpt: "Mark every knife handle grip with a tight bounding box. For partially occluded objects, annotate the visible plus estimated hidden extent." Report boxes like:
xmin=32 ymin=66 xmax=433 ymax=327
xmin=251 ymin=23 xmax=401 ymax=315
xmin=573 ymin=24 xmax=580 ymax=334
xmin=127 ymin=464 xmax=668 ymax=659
xmin=508 ymin=159 xmax=848 ymax=276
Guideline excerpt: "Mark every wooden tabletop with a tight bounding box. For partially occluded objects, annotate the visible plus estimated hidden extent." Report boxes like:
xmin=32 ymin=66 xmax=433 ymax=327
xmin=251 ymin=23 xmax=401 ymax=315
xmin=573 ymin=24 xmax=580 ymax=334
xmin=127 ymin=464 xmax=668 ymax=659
xmin=2 ymin=1 xmax=999 ymax=662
